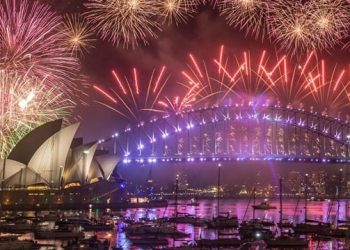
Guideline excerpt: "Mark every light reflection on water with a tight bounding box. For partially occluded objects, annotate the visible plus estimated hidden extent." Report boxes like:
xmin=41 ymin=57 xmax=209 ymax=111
xmin=23 ymin=198 xmax=349 ymax=249
xmin=114 ymin=199 xmax=349 ymax=250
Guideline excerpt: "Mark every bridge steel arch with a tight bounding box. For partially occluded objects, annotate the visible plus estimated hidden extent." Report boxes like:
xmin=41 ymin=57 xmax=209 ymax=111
xmin=100 ymin=104 xmax=350 ymax=164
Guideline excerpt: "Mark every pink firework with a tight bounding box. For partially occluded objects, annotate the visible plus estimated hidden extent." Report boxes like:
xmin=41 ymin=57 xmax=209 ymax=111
xmin=93 ymin=66 xmax=170 ymax=122
xmin=0 ymin=0 xmax=79 ymax=89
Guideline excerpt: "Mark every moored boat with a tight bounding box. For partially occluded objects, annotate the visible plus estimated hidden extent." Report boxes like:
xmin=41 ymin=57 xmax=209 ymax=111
xmin=265 ymin=235 xmax=309 ymax=248
xmin=163 ymin=214 xmax=206 ymax=227
xmin=196 ymin=238 xmax=242 ymax=247
xmin=252 ymin=201 xmax=277 ymax=210
xmin=0 ymin=235 xmax=35 ymax=250
xmin=34 ymin=228 xmax=84 ymax=239
xmin=239 ymin=223 xmax=274 ymax=241
xmin=129 ymin=236 xmax=168 ymax=246
xmin=126 ymin=223 xmax=189 ymax=238
xmin=206 ymin=213 xmax=239 ymax=229
xmin=293 ymin=221 xmax=331 ymax=234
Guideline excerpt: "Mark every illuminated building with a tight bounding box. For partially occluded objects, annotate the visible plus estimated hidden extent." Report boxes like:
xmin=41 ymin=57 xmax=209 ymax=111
xmin=176 ymin=169 xmax=188 ymax=191
xmin=286 ymin=171 xmax=304 ymax=195
xmin=308 ymin=171 xmax=326 ymax=197
xmin=0 ymin=120 xmax=125 ymax=209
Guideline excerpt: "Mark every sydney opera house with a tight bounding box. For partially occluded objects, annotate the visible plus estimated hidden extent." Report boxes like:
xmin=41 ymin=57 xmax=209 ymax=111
xmin=0 ymin=120 xmax=126 ymax=210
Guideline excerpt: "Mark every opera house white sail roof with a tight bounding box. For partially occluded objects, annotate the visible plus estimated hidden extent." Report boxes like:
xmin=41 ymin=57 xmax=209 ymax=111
xmin=0 ymin=120 xmax=120 ymax=189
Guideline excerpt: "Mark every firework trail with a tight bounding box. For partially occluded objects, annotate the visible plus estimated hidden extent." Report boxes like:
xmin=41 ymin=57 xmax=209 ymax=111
xmin=0 ymin=0 xmax=79 ymax=88
xmin=85 ymin=0 xmax=161 ymax=48
xmin=0 ymin=70 xmax=74 ymax=158
xmin=159 ymin=84 xmax=202 ymax=114
xmin=179 ymin=46 xmax=271 ymax=107
xmin=179 ymin=47 xmax=350 ymax=115
xmin=298 ymin=53 xmax=350 ymax=116
xmin=93 ymin=66 xmax=170 ymax=122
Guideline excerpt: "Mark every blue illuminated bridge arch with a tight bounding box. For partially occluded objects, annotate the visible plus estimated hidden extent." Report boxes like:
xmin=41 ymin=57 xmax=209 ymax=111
xmin=98 ymin=104 xmax=350 ymax=165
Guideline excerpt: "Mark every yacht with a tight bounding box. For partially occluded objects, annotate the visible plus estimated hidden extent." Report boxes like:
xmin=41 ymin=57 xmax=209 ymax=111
xmin=252 ymin=201 xmax=277 ymax=210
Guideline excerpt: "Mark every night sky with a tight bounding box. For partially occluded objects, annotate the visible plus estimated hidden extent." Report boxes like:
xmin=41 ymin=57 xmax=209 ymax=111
xmin=46 ymin=0 xmax=350 ymax=142
xmin=39 ymin=0 xmax=350 ymax=185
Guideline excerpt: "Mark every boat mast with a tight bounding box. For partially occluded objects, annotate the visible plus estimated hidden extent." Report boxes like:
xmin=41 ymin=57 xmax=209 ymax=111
xmin=304 ymin=173 xmax=308 ymax=223
xmin=337 ymin=168 xmax=343 ymax=227
xmin=175 ymin=174 xmax=179 ymax=219
xmin=253 ymin=187 xmax=256 ymax=220
xmin=217 ymin=163 xmax=221 ymax=217
xmin=279 ymin=177 xmax=283 ymax=227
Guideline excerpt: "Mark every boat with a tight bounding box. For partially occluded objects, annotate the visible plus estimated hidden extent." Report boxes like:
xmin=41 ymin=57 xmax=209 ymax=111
xmin=129 ymin=236 xmax=168 ymax=246
xmin=243 ymin=218 xmax=275 ymax=227
xmin=0 ymin=220 xmax=36 ymax=233
xmin=293 ymin=221 xmax=331 ymax=234
xmin=318 ymin=226 xmax=350 ymax=238
xmin=265 ymin=235 xmax=309 ymax=248
xmin=126 ymin=223 xmax=189 ymax=238
xmin=206 ymin=214 xmax=239 ymax=229
xmin=252 ymin=201 xmax=277 ymax=210
xmin=55 ymin=216 xmax=91 ymax=226
xmin=69 ymin=235 xmax=110 ymax=250
xmin=82 ymin=221 xmax=114 ymax=231
xmin=207 ymin=165 xmax=239 ymax=229
xmin=239 ymin=223 xmax=274 ymax=241
xmin=0 ymin=235 xmax=35 ymax=250
xmin=34 ymin=228 xmax=84 ymax=239
xmin=196 ymin=238 xmax=243 ymax=247
xmin=163 ymin=214 xmax=206 ymax=227
xmin=277 ymin=219 xmax=294 ymax=228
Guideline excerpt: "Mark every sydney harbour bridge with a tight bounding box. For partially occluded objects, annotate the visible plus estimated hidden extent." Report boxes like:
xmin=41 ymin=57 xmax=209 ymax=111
xmin=98 ymin=104 xmax=350 ymax=166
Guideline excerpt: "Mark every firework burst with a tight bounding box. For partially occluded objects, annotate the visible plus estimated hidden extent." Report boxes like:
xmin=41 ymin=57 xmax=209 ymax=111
xmin=299 ymin=53 xmax=350 ymax=116
xmin=93 ymin=66 xmax=170 ymax=122
xmin=269 ymin=0 xmax=350 ymax=55
xmin=85 ymin=0 xmax=161 ymax=48
xmin=158 ymin=0 xmax=197 ymax=25
xmin=0 ymin=0 xmax=79 ymax=88
xmin=219 ymin=0 xmax=269 ymax=41
xmin=62 ymin=14 xmax=96 ymax=56
xmin=179 ymin=47 xmax=350 ymax=115
xmin=0 ymin=70 xmax=74 ymax=158
xmin=179 ymin=50 xmax=233 ymax=107
xmin=308 ymin=0 xmax=349 ymax=50
xmin=159 ymin=84 xmax=202 ymax=114
xmin=180 ymin=47 xmax=271 ymax=107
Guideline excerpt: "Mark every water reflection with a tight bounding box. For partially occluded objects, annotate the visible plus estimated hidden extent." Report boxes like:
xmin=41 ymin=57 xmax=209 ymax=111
xmin=111 ymin=198 xmax=349 ymax=249
xmin=18 ymin=198 xmax=349 ymax=249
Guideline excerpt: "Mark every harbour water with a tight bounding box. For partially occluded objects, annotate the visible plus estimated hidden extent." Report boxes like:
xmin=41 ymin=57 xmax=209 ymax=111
xmin=18 ymin=198 xmax=350 ymax=249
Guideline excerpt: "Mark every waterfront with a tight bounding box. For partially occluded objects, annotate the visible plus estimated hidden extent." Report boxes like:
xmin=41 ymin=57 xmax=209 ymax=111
xmin=13 ymin=198 xmax=350 ymax=249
